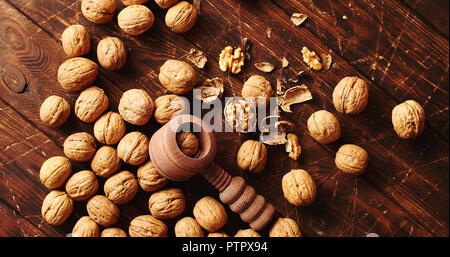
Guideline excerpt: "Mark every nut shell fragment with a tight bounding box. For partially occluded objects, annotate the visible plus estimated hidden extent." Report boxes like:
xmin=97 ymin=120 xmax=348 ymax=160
xmin=194 ymin=78 xmax=224 ymax=104
xmin=279 ymin=85 xmax=312 ymax=112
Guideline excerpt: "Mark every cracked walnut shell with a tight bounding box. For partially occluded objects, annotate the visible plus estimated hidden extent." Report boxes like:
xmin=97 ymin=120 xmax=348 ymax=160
xmin=175 ymin=217 xmax=204 ymax=237
xmin=129 ymin=215 xmax=168 ymax=237
xmin=118 ymin=5 xmax=154 ymax=36
xmin=104 ymin=171 xmax=139 ymax=204
xmin=193 ymin=196 xmax=227 ymax=232
xmin=269 ymin=217 xmax=302 ymax=237
xmin=117 ymin=131 xmax=149 ymax=165
xmin=61 ymin=24 xmax=91 ymax=58
xmin=242 ymin=75 xmax=274 ymax=106
xmin=63 ymin=132 xmax=97 ymax=162
xmin=119 ymin=89 xmax=154 ymax=125
xmin=154 ymin=94 xmax=187 ymax=124
xmin=87 ymin=195 xmax=120 ymax=227
xmin=41 ymin=190 xmax=73 ymax=225
xmin=57 ymin=57 xmax=98 ymax=92
xmin=392 ymin=100 xmax=425 ymax=139
xmin=155 ymin=0 xmax=178 ymax=8
xmin=65 ymin=170 xmax=99 ymax=201
xmin=219 ymin=46 xmax=245 ymax=74
xmin=81 ymin=0 xmax=116 ymax=24
xmin=39 ymin=156 xmax=72 ymax=190
xmin=176 ymin=132 xmax=199 ymax=157
xmin=101 ymin=227 xmax=127 ymax=237
xmin=72 ymin=216 xmax=100 ymax=237
xmin=235 ymin=229 xmax=261 ymax=237
xmin=75 ymin=86 xmax=109 ymax=123
xmin=282 ymin=169 xmax=317 ymax=206
xmin=94 ymin=111 xmax=126 ymax=145
xmin=148 ymin=188 xmax=186 ymax=219
xmin=97 ymin=37 xmax=127 ymax=70
xmin=165 ymin=1 xmax=198 ymax=33
xmin=91 ymin=146 xmax=121 ymax=178
xmin=332 ymin=76 xmax=369 ymax=114
xmin=237 ymin=140 xmax=267 ymax=174
xmin=40 ymin=95 xmax=71 ymax=128
xmin=307 ymin=110 xmax=341 ymax=144
xmin=335 ymin=144 xmax=369 ymax=175
xmin=137 ymin=161 xmax=168 ymax=192
xmin=159 ymin=60 xmax=198 ymax=95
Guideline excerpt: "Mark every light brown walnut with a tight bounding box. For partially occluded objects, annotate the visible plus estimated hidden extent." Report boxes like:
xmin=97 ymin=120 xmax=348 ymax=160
xmin=175 ymin=217 xmax=204 ymax=237
xmin=63 ymin=132 xmax=97 ymax=162
xmin=155 ymin=0 xmax=178 ymax=8
xmin=282 ymin=169 xmax=317 ymax=206
xmin=75 ymin=86 xmax=109 ymax=123
xmin=122 ymin=0 xmax=149 ymax=6
xmin=101 ymin=227 xmax=128 ymax=237
xmin=91 ymin=146 xmax=121 ymax=178
xmin=41 ymin=190 xmax=73 ymax=225
xmin=61 ymin=24 xmax=91 ymax=57
xmin=148 ymin=188 xmax=186 ymax=219
xmin=307 ymin=110 xmax=341 ymax=144
xmin=207 ymin=232 xmax=230 ymax=237
xmin=137 ymin=161 xmax=168 ymax=192
xmin=159 ymin=59 xmax=198 ymax=95
xmin=234 ymin=229 xmax=261 ymax=237
xmin=335 ymin=144 xmax=369 ymax=175
xmin=87 ymin=195 xmax=120 ymax=227
xmin=93 ymin=111 xmax=126 ymax=145
xmin=117 ymin=131 xmax=149 ymax=165
xmin=285 ymin=133 xmax=301 ymax=160
xmin=118 ymin=89 xmax=154 ymax=125
xmin=176 ymin=132 xmax=199 ymax=157
xmin=81 ymin=0 xmax=116 ymax=24
xmin=104 ymin=171 xmax=139 ymax=204
xmin=65 ymin=170 xmax=99 ymax=201
xmin=165 ymin=1 xmax=198 ymax=33
xmin=332 ymin=76 xmax=369 ymax=114
xmin=57 ymin=57 xmax=98 ymax=92
xmin=72 ymin=216 xmax=100 ymax=237
xmin=392 ymin=100 xmax=425 ymax=139
xmin=118 ymin=5 xmax=154 ymax=36
xmin=154 ymin=94 xmax=187 ymax=124
xmin=97 ymin=37 xmax=127 ymax=70
xmin=193 ymin=196 xmax=227 ymax=232
xmin=39 ymin=95 xmax=71 ymax=127
xmin=237 ymin=140 xmax=267 ymax=174
xmin=269 ymin=217 xmax=302 ymax=237
xmin=129 ymin=215 xmax=168 ymax=237
xmin=241 ymin=75 xmax=274 ymax=106
xmin=39 ymin=156 xmax=72 ymax=189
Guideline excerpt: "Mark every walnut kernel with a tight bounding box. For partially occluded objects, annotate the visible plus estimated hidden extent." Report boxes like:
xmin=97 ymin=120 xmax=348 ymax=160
xmin=219 ymin=46 xmax=245 ymax=74
xmin=285 ymin=133 xmax=301 ymax=160
xmin=224 ymin=98 xmax=256 ymax=133
xmin=301 ymin=46 xmax=322 ymax=71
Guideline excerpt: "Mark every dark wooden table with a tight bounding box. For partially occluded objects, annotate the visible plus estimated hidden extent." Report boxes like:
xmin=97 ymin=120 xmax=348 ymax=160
xmin=0 ymin=0 xmax=448 ymax=237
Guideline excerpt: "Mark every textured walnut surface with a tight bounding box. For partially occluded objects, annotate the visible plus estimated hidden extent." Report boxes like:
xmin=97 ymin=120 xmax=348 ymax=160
xmin=218 ymin=46 xmax=245 ymax=74
xmin=176 ymin=132 xmax=199 ymax=157
xmin=81 ymin=0 xmax=116 ymax=24
xmin=97 ymin=37 xmax=127 ymax=70
xmin=307 ymin=110 xmax=341 ymax=144
xmin=121 ymin=0 xmax=149 ymax=6
xmin=61 ymin=24 xmax=90 ymax=57
xmin=41 ymin=190 xmax=73 ymax=226
xmin=104 ymin=170 xmax=139 ymax=204
xmin=91 ymin=145 xmax=121 ymax=178
xmin=72 ymin=216 xmax=99 ymax=237
xmin=236 ymin=140 xmax=267 ymax=173
xmin=100 ymin=227 xmax=128 ymax=237
xmin=234 ymin=229 xmax=261 ymax=237
xmin=57 ymin=57 xmax=98 ymax=92
xmin=332 ymin=76 xmax=369 ymax=114
xmin=75 ymin=86 xmax=109 ymax=123
xmin=117 ymin=131 xmax=149 ymax=165
xmin=39 ymin=95 xmax=71 ymax=127
xmin=154 ymin=94 xmax=186 ymax=124
xmin=175 ymin=217 xmax=204 ymax=237
xmin=207 ymin=232 xmax=230 ymax=237
xmin=392 ymin=100 xmax=425 ymax=139
xmin=129 ymin=215 xmax=168 ymax=237
xmin=63 ymin=132 xmax=97 ymax=162
xmin=335 ymin=144 xmax=369 ymax=175
xmin=93 ymin=111 xmax=126 ymax=145
xmin=241 ymin=75 xmax=274 ymax=106
xmin=118 ymin=89 xmax=154 ymax=125
xmin=155 ymin=0 xmax=179 ymax=8
xmin=282 ymin=169 xmax=317 ymax=206
xmin=137 ymin=161 xmax=168 ymax=192
xmin=158 ymin=59 xmax=197 ymax=94
xmin=148 ymin=188 xmax=186 ymax=219
xmin=118 ymin=5 xmax=154 ymax=36
xmin=193 ymin=196 xmax=228 ymax=232
xmin=65 ymin=170 xmax=98 ymax=201
xmin=269 ymin=217 xmax=302 ymax=237
xmin=87 ymin=195 xmax=120 ymax=227
xmin=165 ymin=1 xmax=198 ymax=33
xmin=39 ymin=156 xmax=72 ymax=189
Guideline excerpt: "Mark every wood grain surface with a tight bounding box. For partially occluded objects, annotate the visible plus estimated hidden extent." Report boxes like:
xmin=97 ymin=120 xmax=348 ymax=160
xmin=0 ymin=0 xmax=448 ymax=237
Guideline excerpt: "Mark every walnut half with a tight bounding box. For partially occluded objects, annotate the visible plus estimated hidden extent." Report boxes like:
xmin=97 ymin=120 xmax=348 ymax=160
xmin=301 ymin=46 xmax=322 ymax=71
xmin=219 ymin=46 xmax=245 ymax=74
xmin=285 ymin=133 xmax=301 ymax=160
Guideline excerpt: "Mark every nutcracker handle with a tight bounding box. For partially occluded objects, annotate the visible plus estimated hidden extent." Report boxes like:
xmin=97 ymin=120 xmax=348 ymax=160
xmin=202 ymin=162 xmax=275 ymax=231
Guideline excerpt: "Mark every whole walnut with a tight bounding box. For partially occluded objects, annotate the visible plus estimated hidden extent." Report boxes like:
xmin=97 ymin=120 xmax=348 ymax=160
xmin=176 ymin=132 xmax=199 ymax=157
xmin=63 ymin=132 xmax=97 ymax=162
xmin=165 ymin=1 xmax=198 ymax=33
xmin=87 ymin=195 xmax=120 ymax=227
xmin=117 ymin=131 xmax=149 ymax=165
xmin=208 ymin=232 xmax=230 ymax=237
xmin=39 ymin=95 xmax=71 ymax=127
xmin=118 ymin=89 xmax=154 ymax=125
xmin=129 ymin=215 xmax=168 ymax=237
xmin=307 ymin=110 xmax=341 ymax=144
xmin=335 ymin=144 xmax=369 ymax=175
xmin=75 ymin=86 xmax=109 ymax=123
xmin=104 ymin=171 xmax=139 ymax=204
xmin=242 ymin=75 xmax=274 ymax=106
xmin=117 ymin=5 xmax=154 ymax=36
xmin=97 ymin=37 xmax=127 ymax=70
xmin=122 ymin=0 xmax=148 ymax=6
xmin=175 ymin=217 xmax=204 ymax=237
xmin=65 ymin=170 xmax=99 ymax=201
xmin=237 ymin=140 xmax=267 ymax=173
xmin=392 ymin=100 xmax=425 ymax=139
xmin=282 ymin=169 xmax=317 ymax=206
xmin=93 ymin=112 xmax=126 ymax=145
xmin=137 ymin=161 xmax=168 ymax=192
xmin=101 ymin=227 xmax=128 ymax=237
xmin=81 ymin=0 xmax=116 ymax=24
xmin=41 ymin=190 xmax=73 ymax=225
xmin=154 ymin=94 xmax=187 ymax=124
xmin=159 ymin=60 xmax=198 ymax=95
xmin=61 ymin=24 xmax=90 ymax=58
xmin=155 ymin=0 xmax=178 ymax=9
xmin=193 ymin=196 xmax=227 ymax=232
xmin=332 ymin=76 xmax=369 ymax=114
xmin=235 ymin=229 xmax=261 ymax=237
xmin=91 ymin=146 xmax=121 ymax=178
xmin=148 ymin=188 xmax=186 ymax=219
xmin=72 ymin=216 xmax=100 ymax=237
xmin=39 ymin=156 xmax=72 ymax=189
xmin=269 ymin=217 xmax=302 ymax=237
xmin=57 ymin=57 xmax=98 ymax=92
